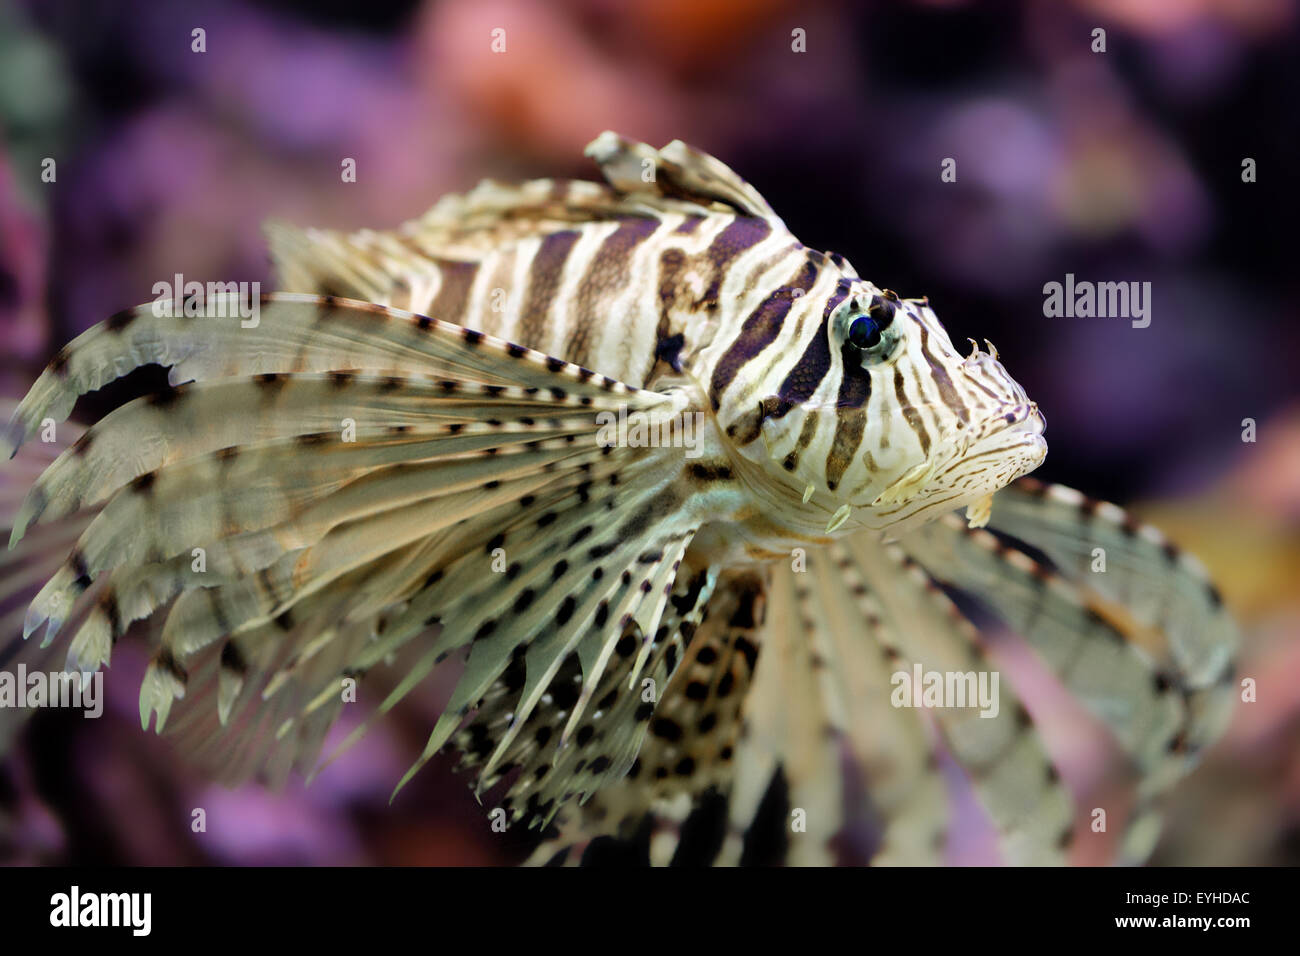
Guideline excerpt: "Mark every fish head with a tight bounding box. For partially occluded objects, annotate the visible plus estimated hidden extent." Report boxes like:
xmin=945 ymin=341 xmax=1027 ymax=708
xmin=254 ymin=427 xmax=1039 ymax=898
xmin=717 ymin=268 xmax=1046 ymax=537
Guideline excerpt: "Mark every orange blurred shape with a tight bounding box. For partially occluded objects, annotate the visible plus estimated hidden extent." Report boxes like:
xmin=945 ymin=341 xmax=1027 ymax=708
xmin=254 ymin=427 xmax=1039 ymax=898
xmin=628 ymin=0 xmax=792 ymax=62
xmin=1075 ymin=0 xmax=1294 ymax=36
xmin=416 ymin=0 xmax=679 ymax=159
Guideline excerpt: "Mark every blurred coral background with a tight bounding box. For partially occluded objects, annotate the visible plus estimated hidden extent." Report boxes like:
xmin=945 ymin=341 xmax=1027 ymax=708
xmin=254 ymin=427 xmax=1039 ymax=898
xmin=0 ymin=0 xmax=1297 ymax=865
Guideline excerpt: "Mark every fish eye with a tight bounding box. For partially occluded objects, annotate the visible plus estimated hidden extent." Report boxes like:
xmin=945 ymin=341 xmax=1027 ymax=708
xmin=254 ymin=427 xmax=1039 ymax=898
xmin=845 ymin=297 xmax=896 ymax=353
xmin=847 ymin=315 xmax=882 ymax=349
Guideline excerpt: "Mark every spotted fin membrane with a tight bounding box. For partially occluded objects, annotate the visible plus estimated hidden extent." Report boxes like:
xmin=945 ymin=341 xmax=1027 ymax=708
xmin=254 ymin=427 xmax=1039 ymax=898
xmin=2 ymin=294 xmax=708 ymax=802
xmin=522 ymin=478 xmax=1237 ymax=865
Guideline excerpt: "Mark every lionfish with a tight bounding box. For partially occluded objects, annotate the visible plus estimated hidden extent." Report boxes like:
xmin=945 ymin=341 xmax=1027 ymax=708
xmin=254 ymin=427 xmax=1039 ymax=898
xmin=1 ymin=133 xmax=1237 ymax=865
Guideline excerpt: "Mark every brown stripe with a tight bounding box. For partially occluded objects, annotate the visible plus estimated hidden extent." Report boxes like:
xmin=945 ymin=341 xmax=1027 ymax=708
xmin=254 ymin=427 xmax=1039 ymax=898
xmin=657 ymin=247 xmax=687 ymax=325
xmin=835 ymin=341 xmax=872 ymax=409
xmin=894 ymin=365 xmax=930 ymax=457
xmin=647 ymin=246 xmax=688 ymax=380
xmin=517 ymin=230 xmax=581 ymax=349
xmin=709 ymin=256 xmax=821 ymax=409
xmin=568 ymin=216 xmax=659 ymax=367
xmin=825 ymin=408 xmax=867 ymax=491
xmin=781 ymin=413 xmax=820 ymax=473
xmin=771 ymin=277 xmax=854 ymax=412
xmin=727 ymin=395 xmax=794 ymax=446
xmin=918 ymin=322 xmax=969 ymax=424
xmin=428 ymin=259 xmax=479 ymax=325
xmin=698 ymin=217 xmax=773 ymax=306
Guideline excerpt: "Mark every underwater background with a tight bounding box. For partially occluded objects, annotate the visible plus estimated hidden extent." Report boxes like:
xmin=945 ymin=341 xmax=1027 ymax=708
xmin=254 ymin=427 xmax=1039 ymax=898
xmin=1 ymin=0 xmax=1297 ymax=865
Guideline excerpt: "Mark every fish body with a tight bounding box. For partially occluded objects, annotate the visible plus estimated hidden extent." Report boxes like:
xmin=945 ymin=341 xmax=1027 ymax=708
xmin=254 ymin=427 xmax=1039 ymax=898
xmin=272 ymin=133 xmax=1044 ymax=555
xmin=1 ymin=133 xmax=1237 ymax=865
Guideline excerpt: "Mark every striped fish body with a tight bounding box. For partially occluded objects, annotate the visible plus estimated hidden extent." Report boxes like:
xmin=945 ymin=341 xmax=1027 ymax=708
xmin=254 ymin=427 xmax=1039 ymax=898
xmin=271 ymin=171 xmax=764 ymax=390
xmin=1 ymin=133 xmax=1238 ymax=866
xmin=273 ymin=133 xmax=1046 ymax=556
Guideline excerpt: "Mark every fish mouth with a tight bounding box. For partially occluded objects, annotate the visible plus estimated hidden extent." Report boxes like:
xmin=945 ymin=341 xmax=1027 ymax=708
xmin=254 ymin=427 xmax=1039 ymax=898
xmin=966 ymin=401 xmax=1048 ymax=481
xmin=925 ymin=402 xmax=1046 ymax=490
xmin=991 ymin=400 xmax=1045 ymax=445
xmin=862 ymin=404 xmax=1045 ymax=516
xmin=862 ymin=402 xmax=1045 ymax=509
